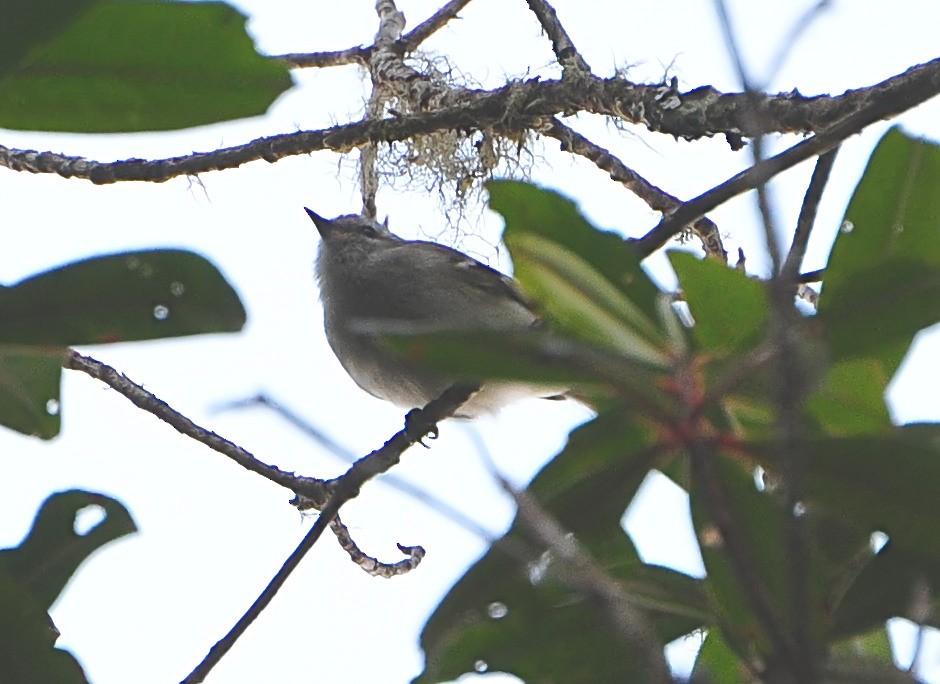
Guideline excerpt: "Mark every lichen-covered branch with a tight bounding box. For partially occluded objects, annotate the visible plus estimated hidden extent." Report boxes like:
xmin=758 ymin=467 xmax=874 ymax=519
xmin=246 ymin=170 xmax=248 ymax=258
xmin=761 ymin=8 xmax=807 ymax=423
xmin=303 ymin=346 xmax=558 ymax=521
xmin=399 ymin=0 xmax=475 ymax=53
xmin=634 ymin=63 xmax=940 ymax=257
xmin=329 ymin=515 xmax=426 ymax=577
xmin=524 ymin=0 xmax=591 ymax=74
xmin=271 ymin=0 xmax=474 ymax=69
xmin=4 ymin=57 xmax=937 ymax=185
xmin=273 ymin=46 xmax=369 ymax=69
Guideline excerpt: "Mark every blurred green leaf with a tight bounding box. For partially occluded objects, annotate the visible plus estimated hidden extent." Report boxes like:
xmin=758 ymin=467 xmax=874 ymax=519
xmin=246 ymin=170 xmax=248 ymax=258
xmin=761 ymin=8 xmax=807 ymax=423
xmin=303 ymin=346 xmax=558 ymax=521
xmin=690 ymin=454 xmax=826 ymax=663
xmin=509 ymin=232 xmax=670 ymax=365
xmin=417 ymin=410 xmax=705 ymax=683
xmin=0 ymin=0 xmax=93 ymax=77
xmin=0 ymin=490 xmax=136 ymax=610
xmin=489 ymin=181 xmax=664 ymax=329
xmin=526 ymin=409 xmax=668 ymax=548
xmin=836 ymin=128 xmax=940 ymax=270
xmin=0 ymin=348 xmax=64 ymax=439
xmin=669 ymin=251 xmax=768 ymax=355
xmin=819 ymin=653 xmax=918 ymax=683
xmin=691 ymin=629 xmax=751 ymax=683
xmin=385 ymin=329 xmax=677 ymax=421
xmin=0 ymin=249 xmax=246 ymax=346
xmin=830 ymin=625 xmax=894 ymax=664
xmin=386 ymin=330 xmax=599 ymax=388
xmin=0 ymin=569 xmax=86 ymax=684
xmin=754 ymin=425 xmax=940 ymax=564
xmin=831 ymin=540 xmax=940 ymax=638
xmin=821 ymin=128 xmax=940 ymax=376
xmin=806 ymin=358 xmax=891 ymax=436
xmin=819 ymin=259 xmax=940 ymax=372
xmin=0 ymin=0 xmax=293 ymax=132
xmin=415 ymin=534 xmax=654 ymax=684
xmin=416 ymin=534 xmax=704 ymax=684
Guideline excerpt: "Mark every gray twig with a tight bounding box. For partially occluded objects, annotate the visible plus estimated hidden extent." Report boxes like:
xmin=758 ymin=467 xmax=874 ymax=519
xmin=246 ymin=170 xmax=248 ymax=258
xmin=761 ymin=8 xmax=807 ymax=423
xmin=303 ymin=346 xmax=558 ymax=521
xmin=524 ymin=0 xmax=591 ymax=74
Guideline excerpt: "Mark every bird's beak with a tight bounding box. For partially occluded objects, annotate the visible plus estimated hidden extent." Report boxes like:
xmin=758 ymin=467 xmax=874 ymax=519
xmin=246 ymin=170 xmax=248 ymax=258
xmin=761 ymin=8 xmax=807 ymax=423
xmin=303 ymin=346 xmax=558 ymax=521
xmin=304 ymin=207 xmax=332 ymax=238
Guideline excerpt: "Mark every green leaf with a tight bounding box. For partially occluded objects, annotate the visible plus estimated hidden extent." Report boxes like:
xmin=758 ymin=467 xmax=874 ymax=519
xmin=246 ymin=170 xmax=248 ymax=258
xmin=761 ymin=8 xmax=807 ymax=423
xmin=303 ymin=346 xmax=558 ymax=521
xmin=0 ymin=0 xmax=94 ymax=77
xmin=820 ymin=653 xmax=917 ymax=683
xmin=691 ymin=629 xmax=751 ymax=682
xmin=386 ymin=330 xmax=599 ymax=388
xmin=416 ymin=534 xmax=644 ymax=684
xmin=510 ymin=233 xmax=670 ymax=365
xmin=0 ymin=0 xmax=293 ymax=132
xmin=488 ymin=181 xmax=657 ymax=298
xmin=384 ymin=330 xmax=675 ymax=419
xmin=416 ymin=534 xmax=704 ymax=684
xmin=754 ymin=425 xmax=940 ymax=564
xmin=831 ymin=540 xmax=940 ymax=638
xmin=0 ymin=348 xmax=64 ymax=439
xmin=0 ymin=249 xmax=246 ymax=346
xmin=689 ymin=453 xmax=827 ymax=663
xmin=819 ymin=259 xmax=940 ymax=372
xmin=669 ymin=251 xmax=769 ymax=355
xmin=805 ymin=358 xmax=891 ymax=436
xmin=416 ymin=410 xmax=706 ymax=683
xmin=837 ymin=128 xmax=940 ymax=270
xmin=0 ymin=569 xmax=86 ymax=684
xmin=527 ymin=409 xmax=668 ymax=548
xmin=821 ymin=128 xmax=940 ymax=375
xmin=488 ymin=181 xmax=665 ymax=331
xmin=0 ymin=490 xmax=136 ymax=610
xmin=830 ymin=625 xmax=895 ymax=664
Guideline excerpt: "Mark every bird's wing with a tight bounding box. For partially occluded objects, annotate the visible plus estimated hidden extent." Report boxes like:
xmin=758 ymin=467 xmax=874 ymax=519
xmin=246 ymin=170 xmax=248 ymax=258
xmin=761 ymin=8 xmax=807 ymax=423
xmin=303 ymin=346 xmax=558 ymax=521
xmin=408 ymin=239 xmax=538 ymax=314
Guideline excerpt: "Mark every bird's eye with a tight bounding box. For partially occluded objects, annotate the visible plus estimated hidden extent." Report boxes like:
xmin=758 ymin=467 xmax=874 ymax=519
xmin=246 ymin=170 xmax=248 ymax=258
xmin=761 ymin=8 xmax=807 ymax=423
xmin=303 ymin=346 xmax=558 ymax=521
xmin=359 ymin=224 xmax=387 ymax=239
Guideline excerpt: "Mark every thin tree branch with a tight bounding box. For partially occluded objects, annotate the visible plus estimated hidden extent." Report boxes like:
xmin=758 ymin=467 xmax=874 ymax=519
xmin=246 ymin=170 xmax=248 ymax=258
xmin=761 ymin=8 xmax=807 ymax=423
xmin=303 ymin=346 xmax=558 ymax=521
xmin=272 ymin=0 xmax=474 ymax=69
xmin=64 ymin=351 xmax=328 ymax=503
xmin=181 ymin=382 xmax=476 ymax=682
xmin=359 ymin=1 xmax=407 ymax=218
xmin=67 ymin=351 xmax=479 ymax=585
xmin=329 ymin=515 xmax=425 ymax=577
xmin=712 ymin=4 xmax=816 ymax=678
xmin=219 ymin=393 xmax=496 ymax=541
xmin=182 ymin=489 xmax=345 ymax=683
xmin=633 ymin=61 xmax=940 ymax=258
xmin=399 ymin=0 xmax=475 ymax=53
xmin=273 ymin=47 xmax=369 ymax=69
xmin=782 ymin=148 xmax=840 ymax=284
xmin=765 ymin=0 xmax=833 ymax=85
xmin=798 ymin=268 xmax=824 ymax=283
xmin=4 ymin=58 xmax=939 ymax=185
xmin=751 ymin=138 xmax=784 ymax=270
xmin=543 ymin=117 xmax=727 ymax=260
xmin=524 ymin=0 xmax=591 ymax=73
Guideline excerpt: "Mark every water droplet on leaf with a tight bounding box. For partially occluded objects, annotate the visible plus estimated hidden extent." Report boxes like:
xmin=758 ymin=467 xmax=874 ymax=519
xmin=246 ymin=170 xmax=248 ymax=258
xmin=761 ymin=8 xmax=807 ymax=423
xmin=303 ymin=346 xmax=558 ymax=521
xmin=487 ymin=601 xmax=508 ymax=619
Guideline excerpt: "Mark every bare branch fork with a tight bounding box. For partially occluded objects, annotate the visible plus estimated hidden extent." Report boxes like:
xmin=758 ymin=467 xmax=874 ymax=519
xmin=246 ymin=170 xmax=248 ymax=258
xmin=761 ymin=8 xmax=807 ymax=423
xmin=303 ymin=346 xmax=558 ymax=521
xmin=66 ymin=349 xmax=477 ymax=681
xmin=65 ymin=350 xmax=449 ymax=558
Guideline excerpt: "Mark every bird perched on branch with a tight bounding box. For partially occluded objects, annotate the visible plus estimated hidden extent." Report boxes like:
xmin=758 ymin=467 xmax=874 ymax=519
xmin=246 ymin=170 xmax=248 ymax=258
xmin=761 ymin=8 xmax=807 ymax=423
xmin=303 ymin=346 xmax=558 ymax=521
xmin=307 ymin=208 xmax=565 ymax=418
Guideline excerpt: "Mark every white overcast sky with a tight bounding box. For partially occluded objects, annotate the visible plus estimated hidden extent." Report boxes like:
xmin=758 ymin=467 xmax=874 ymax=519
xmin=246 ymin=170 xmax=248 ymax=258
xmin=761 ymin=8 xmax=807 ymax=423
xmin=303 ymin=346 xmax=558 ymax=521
xmin=2 ymin=1 xmax=939 ymax=682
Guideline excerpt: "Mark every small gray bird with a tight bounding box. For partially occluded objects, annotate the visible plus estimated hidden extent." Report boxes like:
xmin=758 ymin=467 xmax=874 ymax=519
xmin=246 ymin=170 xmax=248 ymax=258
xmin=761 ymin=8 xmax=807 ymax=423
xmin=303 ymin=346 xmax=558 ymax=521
xmin=307 ymin=208 xmax=563 ymax=418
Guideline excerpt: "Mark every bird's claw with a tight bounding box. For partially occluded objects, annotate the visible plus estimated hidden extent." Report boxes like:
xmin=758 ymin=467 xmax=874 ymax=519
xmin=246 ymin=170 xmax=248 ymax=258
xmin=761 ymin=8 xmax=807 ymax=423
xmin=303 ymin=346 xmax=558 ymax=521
xmin=405 ymin=408 xmax=439 ymax=447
